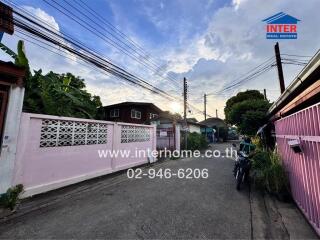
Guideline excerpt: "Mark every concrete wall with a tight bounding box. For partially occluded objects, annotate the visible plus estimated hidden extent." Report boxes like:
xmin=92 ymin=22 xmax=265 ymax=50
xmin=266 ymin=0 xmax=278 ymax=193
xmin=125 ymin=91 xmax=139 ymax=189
xmin=275 ymin=102 xmax=320 ymax=236
xmin=188 ymin=124 xmax=201 ymax=134
xmin=0 ymin=86 xmax=25 ymax=194
xmin=11 ymin=113 xmax=156 ymax=197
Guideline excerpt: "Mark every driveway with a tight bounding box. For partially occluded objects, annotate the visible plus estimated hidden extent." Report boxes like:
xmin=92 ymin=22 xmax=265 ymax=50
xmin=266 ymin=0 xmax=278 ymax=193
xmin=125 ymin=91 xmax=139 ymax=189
xmin=0 ymin=142 xmax=317 ymax=239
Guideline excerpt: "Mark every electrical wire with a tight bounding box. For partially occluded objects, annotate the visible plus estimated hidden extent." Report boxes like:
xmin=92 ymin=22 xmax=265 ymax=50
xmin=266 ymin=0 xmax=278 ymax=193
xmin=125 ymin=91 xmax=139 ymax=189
xmin=40 ymin=0 xmax=181 ymax=89
xmin=206 ymin=56 xmax=276 ymax=96
xmin=74 ymin=0 xmax=179 ymax=82
xmin=12 ymin=14 xmax=178 ymax=101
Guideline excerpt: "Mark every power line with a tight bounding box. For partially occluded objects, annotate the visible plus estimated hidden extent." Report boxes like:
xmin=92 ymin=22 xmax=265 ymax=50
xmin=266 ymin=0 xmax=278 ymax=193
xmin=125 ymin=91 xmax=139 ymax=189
xmin=213 ymin=63 xmax=276 ymax=95
xmin=15 ymin=31 xmax=181 ymax=104
xmin=7 ymin=0 xmax=181 ymax=92
xmin=206 ymin=56 xmax=275 ymax=96
xmin=8 ymin=3 xmax=211 ymax=116
xmin=74 ymin=0 xmax=179 ymax=83
xmin=39 ymin=0 xmax=181 ymax=89
xmin=12 ymin=10 xmax=179 ymax=102
xmin=281 ymin=53 xmax=312 ymax=58
xmin=2 ymin=1 xmax=189 ymax=105
xmin=75 ymin=0 xmax=156 ymax=62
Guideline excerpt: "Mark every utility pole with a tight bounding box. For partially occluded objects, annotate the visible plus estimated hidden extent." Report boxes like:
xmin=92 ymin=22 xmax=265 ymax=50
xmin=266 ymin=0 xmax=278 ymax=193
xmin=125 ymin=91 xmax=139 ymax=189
xmin=263 ymin=89 xmax=267 ymax=100
xmin=216 ymin=109 xmax=218 ymax=118
xmin=204 ymin=93 xmax=207 ymax=120
xmin=274 ymin=42 xmax=285 ymax=94
xmin=183 ymin=77 xmax=188 ymax=149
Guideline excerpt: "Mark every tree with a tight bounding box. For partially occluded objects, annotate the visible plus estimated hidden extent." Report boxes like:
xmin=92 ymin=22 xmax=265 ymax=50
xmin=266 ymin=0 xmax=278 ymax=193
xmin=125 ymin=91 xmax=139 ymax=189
xmin=0 ymin=40 xmax=103 ymax=119
xmin=225 ymin=90 xmax=264 ymax=119
xmin=23 ymin=70 xmax=103 ymax=119
xmin=224 ymin=90 xmax=271 ymax=136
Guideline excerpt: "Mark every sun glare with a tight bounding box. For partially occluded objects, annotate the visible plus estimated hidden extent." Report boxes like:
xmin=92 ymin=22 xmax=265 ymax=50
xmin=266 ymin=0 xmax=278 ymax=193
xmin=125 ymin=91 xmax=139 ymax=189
xmin=170 ymin=101 xmax=181 ymax=113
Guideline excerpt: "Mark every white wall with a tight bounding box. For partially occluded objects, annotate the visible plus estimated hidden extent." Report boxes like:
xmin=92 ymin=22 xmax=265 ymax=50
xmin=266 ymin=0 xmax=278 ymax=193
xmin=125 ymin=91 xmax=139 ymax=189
xmin=188 ymin=124 xmax=201 ymax=134
xmin=0 ymin=86 xmax=25 ymax=194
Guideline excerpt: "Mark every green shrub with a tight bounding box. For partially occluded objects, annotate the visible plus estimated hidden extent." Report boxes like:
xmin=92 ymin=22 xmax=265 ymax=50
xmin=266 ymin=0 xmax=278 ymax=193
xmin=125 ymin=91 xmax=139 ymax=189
xmin=184 ymin=132 xmax=208 ymax=151
xmin=251 ymin=150 xmax=289 ymax=194
xmin=252 ymin=136 xmax=263 ymax=150
xmin=0 ymin=184 xmax=24 ymax=210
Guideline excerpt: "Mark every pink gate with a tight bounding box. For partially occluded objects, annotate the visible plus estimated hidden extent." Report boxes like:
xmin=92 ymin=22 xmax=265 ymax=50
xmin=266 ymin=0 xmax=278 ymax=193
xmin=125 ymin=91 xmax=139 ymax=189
xmin=275 ymin=103 xmax=320 ymax=236
xmin=156 ymin=127 xmax=175 ymax=150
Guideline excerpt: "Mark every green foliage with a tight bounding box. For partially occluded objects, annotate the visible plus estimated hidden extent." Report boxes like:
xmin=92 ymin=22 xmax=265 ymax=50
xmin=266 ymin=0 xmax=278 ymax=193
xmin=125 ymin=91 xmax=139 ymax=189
xmin=185 ymin=132 xmax=208 ymax=151
xmin=224 ymin=90 xmax=271 ymax=136
xmin=251 ymin=150 xmax=289 ymax=194
xmin=252 ymin=136 xmax=263 ymax=150
xmin=0 ymin=184 xmax=24 ymax=210
xmin=225 ymin=90 xmax=264 ymax=118
xmin=15 ymin=40 xmax=29 ymax=70
xmin=0 ymin=41 xmax=102 ymax=119
xmin=23 ymin=70 xmax=103 ymax=119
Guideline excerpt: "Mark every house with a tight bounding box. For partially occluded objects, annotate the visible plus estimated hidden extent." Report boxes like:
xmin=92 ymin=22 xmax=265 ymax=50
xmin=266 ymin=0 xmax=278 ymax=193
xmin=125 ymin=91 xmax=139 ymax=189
xmin=186 ymin=121 xmax=205 ymax=134
xmin=187 ymin=118 xmax=198 ymax=123
xmin=199 ymin=117 xmax=228 ymax=142
xmin=102 ymin=102 xmax=162 ymax=124
xmin=263 ymin=50 xmax=320 ymax=236
xmin=150 ymin=112 xmax=205 ymax=134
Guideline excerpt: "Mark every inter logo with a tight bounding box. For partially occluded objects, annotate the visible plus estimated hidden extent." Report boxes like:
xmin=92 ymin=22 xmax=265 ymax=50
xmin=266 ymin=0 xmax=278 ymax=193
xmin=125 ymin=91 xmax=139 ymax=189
xmin=262 ymin=12 xmax=300 ymax=39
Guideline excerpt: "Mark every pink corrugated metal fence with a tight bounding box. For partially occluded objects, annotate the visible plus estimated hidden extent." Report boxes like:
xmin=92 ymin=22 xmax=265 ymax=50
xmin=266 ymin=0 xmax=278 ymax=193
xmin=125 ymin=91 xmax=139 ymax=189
xmin=275 ymin=103 xmax=320 ymax=236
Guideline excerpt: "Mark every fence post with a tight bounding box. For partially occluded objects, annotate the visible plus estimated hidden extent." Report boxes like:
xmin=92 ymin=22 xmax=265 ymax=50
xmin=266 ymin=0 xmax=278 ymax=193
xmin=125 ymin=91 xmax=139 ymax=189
xmin=152 ymin=125 xmax=157 ymax=162
xmin=111 ymin=122 xmax=120 ymax=170
xmin=175 ymin=125 xmax=180 ymax=151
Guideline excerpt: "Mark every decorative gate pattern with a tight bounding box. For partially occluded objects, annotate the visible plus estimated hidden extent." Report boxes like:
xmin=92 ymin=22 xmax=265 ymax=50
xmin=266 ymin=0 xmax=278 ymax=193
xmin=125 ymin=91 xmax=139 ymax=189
xmin=14 ymin=113 xmax=156 ymax=197
xmin=275 ymin=103 xmax=320 ymax=236
xmin=40 ymin=119 xmax=108 ymax=147
xmin=120 ymin=125 xmax=150 ymax=143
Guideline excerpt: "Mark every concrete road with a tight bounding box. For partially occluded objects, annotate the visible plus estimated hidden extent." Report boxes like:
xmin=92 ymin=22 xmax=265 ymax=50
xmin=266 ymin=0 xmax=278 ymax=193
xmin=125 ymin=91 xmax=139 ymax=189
xmin=0 ymin=142 xmax=317 ymax=239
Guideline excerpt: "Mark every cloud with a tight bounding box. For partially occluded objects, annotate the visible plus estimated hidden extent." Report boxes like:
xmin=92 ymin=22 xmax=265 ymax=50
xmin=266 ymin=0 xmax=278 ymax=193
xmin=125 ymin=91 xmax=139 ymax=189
xmin=1 ymin=5 xmax=183 ymax=112
xmin=24 ymin=6 xmax=60 ymax=31
xmin=161 ymin=0 xmax=320 ymax=118
xmin=2 ymin=1 xmax=319 ymax=121
xmin=232 ymin=0 xmax=248 ymax=10
xmin=160 ymin=2 xmax=164 ymax=10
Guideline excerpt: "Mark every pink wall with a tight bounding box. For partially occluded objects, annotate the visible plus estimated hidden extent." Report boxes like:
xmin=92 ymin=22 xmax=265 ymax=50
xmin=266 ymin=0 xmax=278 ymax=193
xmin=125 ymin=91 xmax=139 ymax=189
xmin=275 ymin=103 xmax=320 ymax=236
xmin=13 ymin=113 xmax=156 ymax=197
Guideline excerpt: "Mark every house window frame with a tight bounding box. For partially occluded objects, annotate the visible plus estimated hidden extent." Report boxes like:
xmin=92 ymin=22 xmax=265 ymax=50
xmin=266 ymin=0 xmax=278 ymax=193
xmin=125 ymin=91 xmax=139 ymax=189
xmin=110 ymin=109 xmax=119 ymax=118
xmin=131 ymin=109 xmax=141 ymax=119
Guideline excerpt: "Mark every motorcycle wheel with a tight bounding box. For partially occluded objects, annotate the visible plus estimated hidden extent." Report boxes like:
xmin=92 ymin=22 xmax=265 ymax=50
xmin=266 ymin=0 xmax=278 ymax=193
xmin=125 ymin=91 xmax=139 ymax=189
xmin=236 ymin=170 xmax=244 ymax=190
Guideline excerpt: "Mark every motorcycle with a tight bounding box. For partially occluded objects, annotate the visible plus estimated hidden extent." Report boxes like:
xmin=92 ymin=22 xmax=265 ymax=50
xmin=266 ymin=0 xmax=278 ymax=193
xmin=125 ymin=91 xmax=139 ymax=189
xmin=232 ymin=143 xmax=251 ymax=190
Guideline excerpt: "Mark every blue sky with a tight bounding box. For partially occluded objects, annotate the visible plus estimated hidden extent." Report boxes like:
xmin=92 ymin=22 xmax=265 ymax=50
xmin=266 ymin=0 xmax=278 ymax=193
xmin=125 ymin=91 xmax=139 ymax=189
xmin=2 ymin=0 xmax=320 ymax=120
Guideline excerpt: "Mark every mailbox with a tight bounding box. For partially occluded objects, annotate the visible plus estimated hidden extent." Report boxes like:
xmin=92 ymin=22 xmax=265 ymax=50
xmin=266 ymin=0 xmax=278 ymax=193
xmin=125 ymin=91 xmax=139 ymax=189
xmin=288 ymin=139 xmax=302 ymax=153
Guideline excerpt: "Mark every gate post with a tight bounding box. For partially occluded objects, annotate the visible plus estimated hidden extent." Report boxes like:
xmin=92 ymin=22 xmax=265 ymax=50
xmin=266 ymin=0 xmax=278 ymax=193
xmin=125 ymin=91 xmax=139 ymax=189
xmin=0 ymin=86 xmax=25 ymax=194
xmin=175 ymin=124 xmax=180 ymax=151
xmin=111 ymin=122 xmax=120 ymax=170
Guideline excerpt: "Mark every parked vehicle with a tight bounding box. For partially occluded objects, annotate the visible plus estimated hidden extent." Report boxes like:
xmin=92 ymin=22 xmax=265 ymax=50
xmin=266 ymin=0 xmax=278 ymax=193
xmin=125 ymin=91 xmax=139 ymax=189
xmin=233 ymin=151 xmax=251 ymax=190
xmin=232 ymin=141 xmax=255 ymax=190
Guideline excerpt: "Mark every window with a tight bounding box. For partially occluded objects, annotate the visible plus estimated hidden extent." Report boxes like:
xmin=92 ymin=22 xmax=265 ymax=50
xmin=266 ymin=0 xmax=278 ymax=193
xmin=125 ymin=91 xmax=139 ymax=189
xmin=131 ymin=109 xmax=141 ymax=119
xmin=149 ymin=113 xmax=158 ymax=119
xmin=110 ymin=109 xmax=119 ymax=118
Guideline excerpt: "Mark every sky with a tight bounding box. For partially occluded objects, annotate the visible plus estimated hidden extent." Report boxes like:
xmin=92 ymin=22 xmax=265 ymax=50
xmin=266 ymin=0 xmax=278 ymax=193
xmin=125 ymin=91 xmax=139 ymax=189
xmin=1 ymin=0 xmax=320 ymax=120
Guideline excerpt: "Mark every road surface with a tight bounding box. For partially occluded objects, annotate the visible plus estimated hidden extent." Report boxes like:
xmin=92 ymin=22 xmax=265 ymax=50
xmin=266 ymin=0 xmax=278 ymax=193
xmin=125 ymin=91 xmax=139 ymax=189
xmin=0 ymin=142 xmax=317 ymax=239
